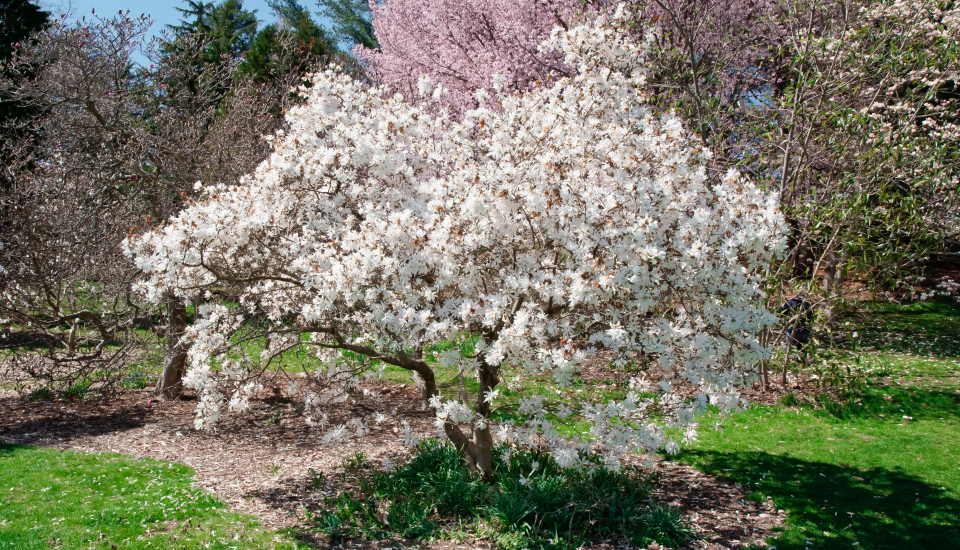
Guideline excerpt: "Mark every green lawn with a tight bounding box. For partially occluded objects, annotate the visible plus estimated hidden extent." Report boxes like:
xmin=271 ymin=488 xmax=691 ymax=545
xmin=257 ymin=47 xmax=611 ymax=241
xmin=674 ymin=298 xmax=960 ymax=549
xmin=0 ymin=445 xmax=305 ymax=550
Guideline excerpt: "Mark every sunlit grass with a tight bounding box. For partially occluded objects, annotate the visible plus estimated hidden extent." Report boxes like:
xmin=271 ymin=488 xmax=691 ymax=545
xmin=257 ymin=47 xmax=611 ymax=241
xmin=673 ymin=298 xmax=960 ymax=549
xmin=0 ymin=445 xmax=306 ymax=550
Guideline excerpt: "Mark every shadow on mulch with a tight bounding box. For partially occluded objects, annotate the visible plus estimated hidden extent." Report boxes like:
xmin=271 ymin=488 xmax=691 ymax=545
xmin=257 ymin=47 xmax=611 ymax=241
xmin=676 ymin=450 xmax=960 ymax=550
xmin=0 ymin=394 xmax=153 ymax=446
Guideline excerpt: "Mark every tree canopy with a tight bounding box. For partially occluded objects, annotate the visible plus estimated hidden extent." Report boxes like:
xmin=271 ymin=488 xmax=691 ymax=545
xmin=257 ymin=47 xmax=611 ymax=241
xmin=317 ymin=0 xmax=378 ymax=51
xmin=237 ymin=0 xmax=337 ymax=83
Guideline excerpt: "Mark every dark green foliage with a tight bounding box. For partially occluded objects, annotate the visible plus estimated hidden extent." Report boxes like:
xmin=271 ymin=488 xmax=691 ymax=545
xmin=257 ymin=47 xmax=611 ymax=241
xmin=168 ymin=0 xmax=216 ymax=37
xmin=0 ymin=0 xmax=48 ymax=62
xmin=313 ymin=441 xmax=694 ymax=549
xmin=237 ymin=0 xmax=336 ymax=83
xmin=317 ymin=0 xmax=377 ymax=51
xmin=166 ymin=0 xmax=257 ymax=64
xmin=160 ymin=0 xmax=258 ymax=103
xmin=239 ymin=25 xmax=294 ymax=81
xmin=0 ymin=0 xmax=49 ymax=189
xmin=203 ymin=0 xmax=258 ymax=60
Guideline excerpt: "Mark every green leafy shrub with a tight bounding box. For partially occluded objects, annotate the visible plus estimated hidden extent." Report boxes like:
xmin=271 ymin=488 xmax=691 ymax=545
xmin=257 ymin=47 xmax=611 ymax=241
xmin=61 ymin=379 xmax=93 ymax=399
xmin=313 ymin=440 xmax=694 ymax=549
xmin=25 ymin=387 xmax=54 ymax=401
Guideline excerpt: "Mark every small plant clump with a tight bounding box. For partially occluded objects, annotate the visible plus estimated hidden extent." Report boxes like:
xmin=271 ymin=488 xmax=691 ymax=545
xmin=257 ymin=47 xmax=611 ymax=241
xmin=313 ymin=440 xmax=695 ymax=549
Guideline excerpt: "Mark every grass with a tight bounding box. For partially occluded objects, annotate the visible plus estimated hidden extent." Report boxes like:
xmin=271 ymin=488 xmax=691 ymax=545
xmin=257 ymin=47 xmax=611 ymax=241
xmin=851 ymin=299 xmax=960 ymax=358
xmin=0 ymin=444 xmax=306 ymax=550
xmin=672 ymin=297 xmax=960 ymax=549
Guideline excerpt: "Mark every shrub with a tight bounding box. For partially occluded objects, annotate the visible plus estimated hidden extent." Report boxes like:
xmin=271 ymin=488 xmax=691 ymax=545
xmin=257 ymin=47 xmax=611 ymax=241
xmin=314 ymin=440 xmax=695 ymax=549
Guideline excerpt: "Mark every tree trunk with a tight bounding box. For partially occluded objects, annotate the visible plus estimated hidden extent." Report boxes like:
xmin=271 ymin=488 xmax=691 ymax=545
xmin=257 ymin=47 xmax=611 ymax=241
xmin=427 ymin=360 xmax=495 ymax=479
xmin=434 ymin=358 xmax=499 ymax=481
xmin=470 ymin=426 xmax=495 ymax=480
xmin=463 ymin=358 xmax=499 ymax=480
xmin=331 ymin=338 xmax=499 ymax=480
xmin=443 ymin=421 xmax=495 ymax=481
xmin=157 ymin=298 xmax=188 ymax=399
xmin=758 ymin=327 xmax=771 ymax=391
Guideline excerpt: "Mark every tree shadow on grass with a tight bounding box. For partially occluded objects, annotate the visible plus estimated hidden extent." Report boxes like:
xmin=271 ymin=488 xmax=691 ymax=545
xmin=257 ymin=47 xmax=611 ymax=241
xmin=839 ymin=298 xmax=960 ymax=358
xmin=814 ymin=386 xmax=960 ymax=421
xmin=676 ymin=450 xmax=960 ymax=550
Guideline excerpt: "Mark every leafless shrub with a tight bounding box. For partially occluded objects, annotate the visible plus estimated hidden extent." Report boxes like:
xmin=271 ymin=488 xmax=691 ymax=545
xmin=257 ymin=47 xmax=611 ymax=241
xmin=0 ymin=11 xmax=321 ymax=395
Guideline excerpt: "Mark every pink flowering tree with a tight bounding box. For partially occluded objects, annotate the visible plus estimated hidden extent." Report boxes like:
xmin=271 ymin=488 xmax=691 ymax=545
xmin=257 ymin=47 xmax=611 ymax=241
xmin=357 ymin=0 xmax=787 ymax=143
xmin=356 ymin=0 xmax=586 ymax=115
xmin=127 ymin=8 xmax=785 ymax=478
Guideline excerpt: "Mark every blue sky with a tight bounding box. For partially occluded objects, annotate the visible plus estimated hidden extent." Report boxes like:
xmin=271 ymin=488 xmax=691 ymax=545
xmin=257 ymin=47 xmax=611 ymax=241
xmin=42 ymin=0 xmax=284 ymax=31
xmin=38 ymin=0 xmax=329 ymax=64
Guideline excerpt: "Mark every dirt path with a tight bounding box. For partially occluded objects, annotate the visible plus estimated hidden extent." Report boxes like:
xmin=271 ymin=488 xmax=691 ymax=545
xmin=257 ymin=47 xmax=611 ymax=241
xmin=0 ymin=386 xmax=784 ymax=549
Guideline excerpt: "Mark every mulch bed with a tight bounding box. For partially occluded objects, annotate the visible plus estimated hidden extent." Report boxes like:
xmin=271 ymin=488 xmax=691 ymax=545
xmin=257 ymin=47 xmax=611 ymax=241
xmin=0 ymin=383 xmax=784 ymax=549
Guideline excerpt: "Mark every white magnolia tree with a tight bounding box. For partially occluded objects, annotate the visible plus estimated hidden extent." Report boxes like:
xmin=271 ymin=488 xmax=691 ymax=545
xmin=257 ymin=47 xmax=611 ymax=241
xmin=126 ymin=7 xmax=785 ymax=478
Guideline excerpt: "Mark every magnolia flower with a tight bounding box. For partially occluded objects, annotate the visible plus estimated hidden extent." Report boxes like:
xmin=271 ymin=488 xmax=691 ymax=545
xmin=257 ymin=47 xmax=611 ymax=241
xmin=125 ymin=6 xmax=785 ymax=468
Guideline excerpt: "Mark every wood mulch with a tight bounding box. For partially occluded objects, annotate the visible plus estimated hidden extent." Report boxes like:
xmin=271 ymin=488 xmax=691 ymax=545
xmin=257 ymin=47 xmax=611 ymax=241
xmin=0 ymin=384 xmax=784 ymax=549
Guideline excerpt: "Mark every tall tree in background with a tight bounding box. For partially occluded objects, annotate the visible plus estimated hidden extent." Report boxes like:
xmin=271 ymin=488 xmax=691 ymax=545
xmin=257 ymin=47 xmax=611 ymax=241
xmin=167 ymin=0 xmax=215 ymax=36
xmin=355 ymin=0 xmax=789 ymax=137
xmin=203 ymin=0 xmax=258 ymax=61
xmin=166 ymin=0 xmax=257 ymax=65
xmin=237 ymin=0 xmax=337 ymax=84
xmin=160 ymin=0 xmax=258 ymax=101
xmin=0 ymin=0 xmax=49 ymax=189
xmin=317 ymin=0 xmax=377 ymax=51
xmin=357 ymin=0 xmax=588 ymax=116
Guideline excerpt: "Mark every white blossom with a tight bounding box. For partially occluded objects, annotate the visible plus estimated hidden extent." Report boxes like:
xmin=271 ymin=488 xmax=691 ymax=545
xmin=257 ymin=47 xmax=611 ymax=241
xmin=125 ymin=6 xmax=785 ymax=466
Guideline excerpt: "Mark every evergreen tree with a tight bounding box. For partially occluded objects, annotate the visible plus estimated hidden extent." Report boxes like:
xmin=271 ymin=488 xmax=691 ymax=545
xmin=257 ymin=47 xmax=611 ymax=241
xmin=167 ymin=0 xmax=215 ymax=37
xmin=0 ymin=0 xmax=50 ymax=189
xmin=0 ymin=0 xmax=49 ymax=62
xmin=317 ymin=0 xmax=377 ymax=51
xmin=237 ymin=0 xmax=336 ymax=83
xmin=203 ymin=0 xmax=258 ymax=63
xmin=159 ymin=0 xmax=259 ymax=107
xmin=163 ymin=0 xmax=258 ymax=67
